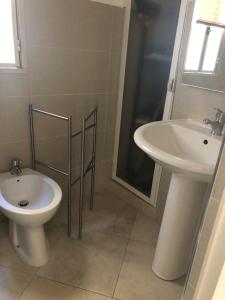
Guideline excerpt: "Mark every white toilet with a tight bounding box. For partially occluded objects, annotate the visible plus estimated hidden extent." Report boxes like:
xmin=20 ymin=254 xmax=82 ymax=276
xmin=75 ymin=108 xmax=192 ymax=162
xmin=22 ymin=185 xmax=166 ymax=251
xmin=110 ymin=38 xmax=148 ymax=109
xmin=0 ymin=168 xmax=62 ymax=267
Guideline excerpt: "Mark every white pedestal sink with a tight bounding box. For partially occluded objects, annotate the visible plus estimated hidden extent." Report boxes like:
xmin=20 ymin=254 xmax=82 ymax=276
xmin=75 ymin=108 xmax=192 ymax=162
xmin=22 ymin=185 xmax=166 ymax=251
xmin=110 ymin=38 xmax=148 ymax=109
xmin=134 ymin=119 xmax=221 ymax=280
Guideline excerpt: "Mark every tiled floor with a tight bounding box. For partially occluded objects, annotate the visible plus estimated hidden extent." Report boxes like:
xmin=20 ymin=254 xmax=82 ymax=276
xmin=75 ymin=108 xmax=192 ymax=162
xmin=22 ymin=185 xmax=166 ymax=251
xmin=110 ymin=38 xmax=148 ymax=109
xmin=0 ymin=192 xmax=185 ymax=300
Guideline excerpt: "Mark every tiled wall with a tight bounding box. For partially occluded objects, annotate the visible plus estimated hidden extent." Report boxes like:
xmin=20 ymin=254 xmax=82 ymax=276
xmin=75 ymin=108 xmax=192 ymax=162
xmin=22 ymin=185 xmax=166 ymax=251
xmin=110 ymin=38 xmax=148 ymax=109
xmin=172 ymin=74 xmax=225 ymax=121
xmin=183 ymin=146 xmax=225 ymax=300
xmin=0 ymin=0 xmax=124 ymax=222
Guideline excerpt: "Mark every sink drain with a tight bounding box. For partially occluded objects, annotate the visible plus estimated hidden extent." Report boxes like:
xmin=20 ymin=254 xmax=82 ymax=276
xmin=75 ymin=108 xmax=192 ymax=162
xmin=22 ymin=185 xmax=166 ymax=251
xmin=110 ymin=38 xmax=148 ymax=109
xmin=18 ymin=200 xmax=29 ymax=207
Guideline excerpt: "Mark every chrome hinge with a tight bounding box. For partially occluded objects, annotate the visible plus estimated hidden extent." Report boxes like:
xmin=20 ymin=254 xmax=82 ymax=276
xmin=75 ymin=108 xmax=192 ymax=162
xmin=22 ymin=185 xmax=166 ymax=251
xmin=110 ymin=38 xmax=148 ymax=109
xmin=168 ymin=78 xmax=176 ymax=93
xmin=17 ymin=39 xmax=21 ymax=52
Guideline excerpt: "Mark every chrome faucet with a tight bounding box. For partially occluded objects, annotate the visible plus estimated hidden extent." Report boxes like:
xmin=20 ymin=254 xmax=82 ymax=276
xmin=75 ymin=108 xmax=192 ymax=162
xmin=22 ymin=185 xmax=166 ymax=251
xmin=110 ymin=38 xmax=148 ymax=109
xmin=203 ymin=108 xmax=225 ymax=136
xmin=10 ymin=159 xmax=23 ymax=176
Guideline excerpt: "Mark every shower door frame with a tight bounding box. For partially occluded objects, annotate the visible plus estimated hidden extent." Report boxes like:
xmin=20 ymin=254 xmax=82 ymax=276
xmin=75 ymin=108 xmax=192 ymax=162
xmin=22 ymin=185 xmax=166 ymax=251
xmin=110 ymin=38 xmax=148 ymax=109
xmin=112 ymin=0 xmax=189 ymax=206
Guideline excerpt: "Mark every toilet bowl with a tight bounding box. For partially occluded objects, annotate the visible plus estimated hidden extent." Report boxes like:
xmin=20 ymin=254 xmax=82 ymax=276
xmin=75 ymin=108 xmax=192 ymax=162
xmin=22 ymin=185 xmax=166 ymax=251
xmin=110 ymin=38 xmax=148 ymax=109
xmin=0 ymin=168 xmax=62 ymax=267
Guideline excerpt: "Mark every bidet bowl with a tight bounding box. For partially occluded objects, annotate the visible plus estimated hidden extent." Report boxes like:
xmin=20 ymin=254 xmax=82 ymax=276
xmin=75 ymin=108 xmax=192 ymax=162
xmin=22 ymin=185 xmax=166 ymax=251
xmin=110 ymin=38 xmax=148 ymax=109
xmin=0 ymin=169 xmax=62 ymax=227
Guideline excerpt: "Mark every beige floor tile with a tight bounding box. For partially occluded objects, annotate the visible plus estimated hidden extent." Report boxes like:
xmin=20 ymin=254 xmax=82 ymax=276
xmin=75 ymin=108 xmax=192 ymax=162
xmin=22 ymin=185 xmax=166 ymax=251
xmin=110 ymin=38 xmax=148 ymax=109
xmin=48 ymin=192 xmax=137 ymax=240
xmin=20 ymin=277 xmax=111 ymax=300
xmin=183 ymin=283 xmax=194 ymax=300
xmin=0 ymin=266 xmax=30 ymax=300
xmin=131 ymin=211 xmax=160 ymax=246
xmin=114 ymin=241 xmax=185 ymax=300
xmin=82 ymin=193 xmax=137 ymax=239
xmin=92 ymin=192 xmax=128 ymax=211
xmin=0 ymin=222 xmax=38 ymax=275
xmin=38 ymin=224 xmax=128 ymax=297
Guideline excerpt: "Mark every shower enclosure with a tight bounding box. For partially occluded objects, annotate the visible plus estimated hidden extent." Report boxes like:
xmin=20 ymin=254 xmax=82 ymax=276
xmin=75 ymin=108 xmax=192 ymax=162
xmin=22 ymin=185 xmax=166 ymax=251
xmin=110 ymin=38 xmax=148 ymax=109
xmin=113 ymin=0 xmax=182 ymax=204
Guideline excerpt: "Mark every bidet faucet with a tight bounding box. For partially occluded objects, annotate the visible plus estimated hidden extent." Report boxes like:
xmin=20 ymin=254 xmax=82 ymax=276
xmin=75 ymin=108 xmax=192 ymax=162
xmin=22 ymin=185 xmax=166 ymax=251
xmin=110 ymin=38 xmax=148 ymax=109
xmin=10 ymin=159 xmax=23 ymax=176
xmin=203 ymin=108 xmax=225 ymax=136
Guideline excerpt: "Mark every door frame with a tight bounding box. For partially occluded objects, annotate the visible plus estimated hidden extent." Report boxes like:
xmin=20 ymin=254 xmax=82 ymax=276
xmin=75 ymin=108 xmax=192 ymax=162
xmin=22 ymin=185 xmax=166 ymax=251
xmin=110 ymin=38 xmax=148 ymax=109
xmin=112 ymin=0 xmax=190 ymax=206
xmin=191 ymin=186 xmax=225 ymax=300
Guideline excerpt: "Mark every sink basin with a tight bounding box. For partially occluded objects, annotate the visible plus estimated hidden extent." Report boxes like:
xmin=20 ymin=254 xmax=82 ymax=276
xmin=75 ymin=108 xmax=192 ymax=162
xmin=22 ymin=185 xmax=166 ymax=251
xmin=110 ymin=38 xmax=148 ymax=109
xmin=134 ymin=119 xmax=221 ymax=182
xmin=134 ymin=119 xmax=222 ymax=280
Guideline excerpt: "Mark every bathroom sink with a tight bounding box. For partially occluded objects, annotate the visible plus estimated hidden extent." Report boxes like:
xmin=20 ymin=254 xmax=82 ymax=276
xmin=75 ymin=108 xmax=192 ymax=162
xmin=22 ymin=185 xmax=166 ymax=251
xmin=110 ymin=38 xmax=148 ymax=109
xmin=134 ymin=119 xmax=222 ymax=281
xmin=134 ymin=119 xmax=221 ymax=182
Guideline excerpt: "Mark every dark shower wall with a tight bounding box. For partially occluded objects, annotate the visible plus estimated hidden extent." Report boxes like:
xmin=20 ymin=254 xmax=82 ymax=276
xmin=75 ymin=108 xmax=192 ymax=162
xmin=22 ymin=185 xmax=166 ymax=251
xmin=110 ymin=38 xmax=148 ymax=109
xmin=117 ymin=0 xmax=181 ymax=197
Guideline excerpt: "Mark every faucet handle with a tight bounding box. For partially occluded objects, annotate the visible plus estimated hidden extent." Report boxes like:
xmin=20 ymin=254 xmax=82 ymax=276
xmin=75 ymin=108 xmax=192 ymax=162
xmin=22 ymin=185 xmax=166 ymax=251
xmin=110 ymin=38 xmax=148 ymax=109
xmin=10 ymin=159 xmax=22 ymax=168
xmin=214 ymin=107 xmax=224 ymax=114
xmin=214 ymin=108 xmax=225 ymax=122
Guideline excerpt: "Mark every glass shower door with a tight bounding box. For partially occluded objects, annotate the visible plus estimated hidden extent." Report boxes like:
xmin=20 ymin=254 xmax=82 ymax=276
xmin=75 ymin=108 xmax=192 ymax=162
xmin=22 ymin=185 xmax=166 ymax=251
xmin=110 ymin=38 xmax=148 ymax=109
xmin=115 ymin=0 xmax=181 ymax=201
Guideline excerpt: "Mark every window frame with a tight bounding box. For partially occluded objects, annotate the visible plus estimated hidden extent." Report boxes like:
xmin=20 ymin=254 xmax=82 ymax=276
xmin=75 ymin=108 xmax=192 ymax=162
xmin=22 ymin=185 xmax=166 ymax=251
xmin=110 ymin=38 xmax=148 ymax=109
xmin=0 ymin=0 xmax=22 ymax=70
xmin=184 ymin=24 xmax=224 ymax=74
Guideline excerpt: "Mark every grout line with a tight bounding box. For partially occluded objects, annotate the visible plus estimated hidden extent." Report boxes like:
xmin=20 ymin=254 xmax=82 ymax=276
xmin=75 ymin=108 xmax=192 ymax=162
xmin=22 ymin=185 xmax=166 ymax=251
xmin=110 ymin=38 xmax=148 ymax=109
xmin=27 ymin=44 xmax=121 ymax=55
xmin=30 ymin=92 xmax=110 ymax=97
xmin=112 ymin=209 xmax=139 ymax=298
xmin=0 ymin=139 xmax=30 ymax=145
xmin=126 ymin=208 xmax=139 ymax=241
xmin=0 ymin=264 xmax=39 ymax=300
xmin=128 ymin=211 xmax=160 ymax=247
xmin=0 ymin=263 xmax=30 ymax=274
xmin=34 ymin=275 xmax=112 ymax=299
xmin=0 ymin=262 xmax=39 ymax=277
xmin=0 ymin=88 xmax=112 ymax=100
xmin=0 ymin=95 xmax=31 ymax=99
xmin=129 ymin=237 xmax=158 ymax=248
xmin=18 ymin=273 xmax=39 ymax=299
xmin=28 ymin=44 xmax=112 ymax=54
xmin=0 ymin=129 xmax=108 ymax=146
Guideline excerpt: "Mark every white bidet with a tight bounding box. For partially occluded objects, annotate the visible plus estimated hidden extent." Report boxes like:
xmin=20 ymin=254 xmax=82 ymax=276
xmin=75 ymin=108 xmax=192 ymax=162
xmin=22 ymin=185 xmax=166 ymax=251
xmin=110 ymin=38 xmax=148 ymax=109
xmin=0 ymin=168 xmax=62 ymax=267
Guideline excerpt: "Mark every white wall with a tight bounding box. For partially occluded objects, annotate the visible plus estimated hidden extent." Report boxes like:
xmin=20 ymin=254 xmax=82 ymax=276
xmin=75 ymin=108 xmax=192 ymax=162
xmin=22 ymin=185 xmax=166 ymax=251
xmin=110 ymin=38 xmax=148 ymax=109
xmin=172 ymin=69 xmax=225 ymax=122
xmin=212 ymin=261 xmax=225 ymax=300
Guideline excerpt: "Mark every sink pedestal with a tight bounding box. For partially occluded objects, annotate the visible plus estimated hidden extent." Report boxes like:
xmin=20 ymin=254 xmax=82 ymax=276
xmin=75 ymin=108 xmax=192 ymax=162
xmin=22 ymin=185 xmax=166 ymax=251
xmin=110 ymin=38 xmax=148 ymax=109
xmin=152 ymin=174 xmax=208 ymax=280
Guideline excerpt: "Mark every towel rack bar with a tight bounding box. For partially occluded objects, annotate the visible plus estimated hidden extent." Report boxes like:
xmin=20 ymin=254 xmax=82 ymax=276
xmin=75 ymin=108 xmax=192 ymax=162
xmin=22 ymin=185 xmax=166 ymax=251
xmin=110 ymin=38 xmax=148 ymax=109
xmin=31 ymin=108 xmax=69 ymax=121
xmin=35 ymin=160 xmax=69 ymax=176
xmin=85 ymin=107 xmax=97 ymax=121
xmin=29 ymin=104 xmax=98 ymax=239
xmin=71 ymin=123 xmax=96 ymax=138
xmin=90 ymin=108 xmax=97 ymax=210
xmin=71 ymin=158 xmax=94 ymax=186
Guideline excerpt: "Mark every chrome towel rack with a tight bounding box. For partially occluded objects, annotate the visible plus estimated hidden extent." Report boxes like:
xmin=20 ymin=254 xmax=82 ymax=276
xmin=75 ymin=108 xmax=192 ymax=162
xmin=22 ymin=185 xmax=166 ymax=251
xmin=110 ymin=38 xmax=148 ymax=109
xmin=29 ymin=104 xmax=97 ymax=239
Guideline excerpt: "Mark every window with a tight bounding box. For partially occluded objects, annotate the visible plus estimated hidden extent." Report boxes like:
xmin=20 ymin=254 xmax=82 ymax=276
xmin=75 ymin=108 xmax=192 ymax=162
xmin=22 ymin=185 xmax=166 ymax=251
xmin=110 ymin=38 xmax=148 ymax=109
xmin=184 ymin=0 xmax=225 ymax=73
xmin=0 ymin=0 xmax=21 ymax=68
xmin=185 ymin=23 xmax=223 ymax=73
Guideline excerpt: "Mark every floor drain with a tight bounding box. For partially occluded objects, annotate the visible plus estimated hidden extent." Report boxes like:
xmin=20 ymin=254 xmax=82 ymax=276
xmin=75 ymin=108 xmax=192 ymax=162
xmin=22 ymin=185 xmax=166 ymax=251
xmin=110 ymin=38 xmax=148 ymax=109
xmin=18 ymin=200 xmax=29 ymax=207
